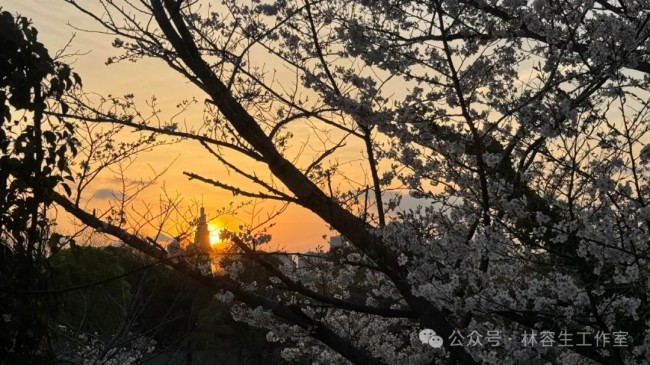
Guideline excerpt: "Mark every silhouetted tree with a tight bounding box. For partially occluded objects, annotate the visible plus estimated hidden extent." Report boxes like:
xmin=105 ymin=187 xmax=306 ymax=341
xmin=0 ymin=9 xmax=79 ymax=362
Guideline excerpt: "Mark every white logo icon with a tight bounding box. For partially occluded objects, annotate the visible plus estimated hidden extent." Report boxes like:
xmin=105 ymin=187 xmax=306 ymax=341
xmin=419 ymin=328 xmax=444 ymax=348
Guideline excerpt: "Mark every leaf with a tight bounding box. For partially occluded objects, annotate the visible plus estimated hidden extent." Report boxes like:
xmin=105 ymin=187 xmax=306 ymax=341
xmin=61 ymin=183 xmax=72 ymax=197
xmin=72 ymin=72 xmax=82 ymax=87
xmin=43 ymin=130 xmax=56 ymax=145
xmin=49 ymin=77 xmax=59 ymax=94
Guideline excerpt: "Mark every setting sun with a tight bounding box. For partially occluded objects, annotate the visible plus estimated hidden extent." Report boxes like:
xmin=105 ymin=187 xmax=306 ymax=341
xmin=208 ymin=224 xmax=222 ymax=246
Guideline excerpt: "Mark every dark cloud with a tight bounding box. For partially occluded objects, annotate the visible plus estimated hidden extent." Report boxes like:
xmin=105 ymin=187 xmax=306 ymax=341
xmin=93 ymin=188 xmax=122 ymax=200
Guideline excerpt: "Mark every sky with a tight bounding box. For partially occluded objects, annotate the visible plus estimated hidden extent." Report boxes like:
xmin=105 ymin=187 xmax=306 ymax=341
xmin=3 ymin=0 xmax=339 ymax=252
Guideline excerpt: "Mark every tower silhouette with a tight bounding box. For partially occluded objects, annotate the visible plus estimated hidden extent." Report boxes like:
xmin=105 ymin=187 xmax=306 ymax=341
xmin=193 ymin=207 xmax=211 ymax=253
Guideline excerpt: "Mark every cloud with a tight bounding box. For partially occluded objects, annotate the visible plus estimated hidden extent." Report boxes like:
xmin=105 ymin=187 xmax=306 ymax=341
xmin=380 ymin=191 xmax=438 ymax=212
xmin=93 ymin=188 xmax=123 ymax=200
xmin=153 ymin=232 xmax=171 ymax=242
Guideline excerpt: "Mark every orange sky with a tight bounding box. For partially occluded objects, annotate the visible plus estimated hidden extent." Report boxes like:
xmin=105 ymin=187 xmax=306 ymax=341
xmin=3 ymin=0 xmax=341 ymax=252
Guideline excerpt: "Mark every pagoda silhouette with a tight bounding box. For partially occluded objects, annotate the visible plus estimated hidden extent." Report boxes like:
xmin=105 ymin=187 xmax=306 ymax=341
xmin=193 ymin=207 xmax=211 ymax=254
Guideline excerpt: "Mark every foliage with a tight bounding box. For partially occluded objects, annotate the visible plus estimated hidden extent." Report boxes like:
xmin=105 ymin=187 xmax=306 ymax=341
xmin=0 ymin=8 xmax=79 ymax=362
xmin=57 ymin=330 xmax=156 ymax=365
xmin=0 ymin=10 xmax=78 ymax=237
xmin=107 ymin=245 xmax=213 ymax=347
xmin=43 ymin=0 xmax=650 ymax=364
xmin=107 ymin=245 xmax=282 ymax=364
xmin=49 ymin=246 xmax=131 ymax=337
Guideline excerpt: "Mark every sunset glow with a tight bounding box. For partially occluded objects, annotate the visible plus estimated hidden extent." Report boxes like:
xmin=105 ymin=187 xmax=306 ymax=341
xmin=208 ymin=224 xmax=222 ymax=246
